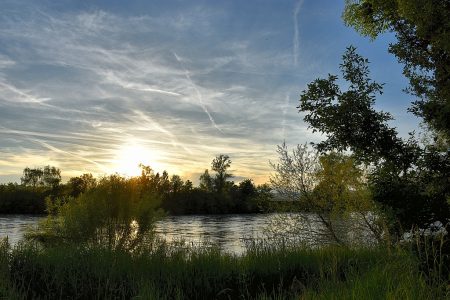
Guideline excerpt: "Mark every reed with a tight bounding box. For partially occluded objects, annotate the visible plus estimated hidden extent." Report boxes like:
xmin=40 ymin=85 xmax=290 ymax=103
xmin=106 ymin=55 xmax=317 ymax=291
xmin=0 ymin=237 xmax=446 ymax=299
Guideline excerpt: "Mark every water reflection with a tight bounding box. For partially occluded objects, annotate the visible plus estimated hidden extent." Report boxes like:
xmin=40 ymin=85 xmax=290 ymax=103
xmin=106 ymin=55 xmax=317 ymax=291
xmin=154 ymin=214 xmax=293 ymax=253
xmin=0 ymin=213 xmax=376 ymax=254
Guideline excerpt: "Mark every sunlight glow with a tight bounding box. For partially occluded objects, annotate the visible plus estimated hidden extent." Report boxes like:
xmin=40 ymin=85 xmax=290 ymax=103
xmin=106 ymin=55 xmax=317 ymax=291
xmin=111 ymin=142 xmax=162 ymax=177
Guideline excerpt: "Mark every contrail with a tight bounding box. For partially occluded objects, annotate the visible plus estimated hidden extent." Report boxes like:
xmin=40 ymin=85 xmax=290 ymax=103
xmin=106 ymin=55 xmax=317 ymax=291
xmin=134 ymin=87 xmax=181 ymax=96
xmin=0 ymin=126 xmax=119 ymax=145
xmin=0 ymin=81 xmax=51 ymax=103
xmin=101 ymin=70 xmax=182 ymax=96
xmin=172 ymin=52 xmax=223 ymax=133
xmin=293 ymin=0 xmax=304 ymax=66
xmin=29 ymin=138 xmax=108 ymax=172
xmin=131 ymin=110 xmax=193 ymax=154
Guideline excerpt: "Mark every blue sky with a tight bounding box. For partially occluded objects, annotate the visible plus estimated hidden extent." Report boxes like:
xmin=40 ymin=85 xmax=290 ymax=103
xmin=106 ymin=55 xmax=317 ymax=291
xmin=0 ymin=0 xmax=420 ymax=184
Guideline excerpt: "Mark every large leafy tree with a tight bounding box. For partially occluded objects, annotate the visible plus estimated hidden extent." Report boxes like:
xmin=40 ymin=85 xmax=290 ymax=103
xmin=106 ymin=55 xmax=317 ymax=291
xmin=199 ymin=169 xmax=214 ymax=192
xmin=299 ymin=47 xmax=450 ymax=230
xmin=211 ymin=154 xmax=233 ymax=193
xmin=21 ymin=166 xmax=61 ymax=189
xmin=68 ymin=173 xmax=96 ymax=197
xmin=299 ymin=46 xmax=418 ymax=170
xmin=42 ymin=166 xmax=62 ymax=189
xmin=343 ymin=0 xmax=450 ymax=139
xmin=21 ymin=167 xmax=44 ymax=187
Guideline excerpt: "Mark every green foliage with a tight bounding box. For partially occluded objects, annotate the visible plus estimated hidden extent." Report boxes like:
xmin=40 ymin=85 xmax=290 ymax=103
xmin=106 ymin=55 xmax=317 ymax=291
xmin=248 ymin=184 xmax=274 ymax=212
xmin=301 ymin=255 xmax=432 ymax=299
xmin=155 ymin=154 xmax=274 ymax=215
xmin=0 ymin=240 xmax=444 ymax=299
xmin=42 ymin=166 xmax=61 ymax=189
xmin=199 ymin=169 xmax=214 ymax=192
xmin=341 ymin=4 xmax=450 ymax=230
xmin=315 ymin=153 xmax=372 ymax=215
xmin=211 ymin=154 xmax=233 ymax=193
xmin=299 ymin=46 xmax=416 ymax=167
xmin=21 ymin=167 xmax=43 ymax=187
xmin=298 ymin=46 xmax=450 ymax=231
xmin=343 ymin=0 xmax=450 ymax=139
xmin=0 ymin=238 xmax=10 ymax=297
xmin=271 ymin=143 xmax=382 ymax=245
xmin=270 ymin=142 xmax=319 ymax=202
xmin=169 ymin=174 xmax=184 ymax=193
xmin=409 ymin=229 xmax=450 ymax=293
xmin=2 ymin=160 xmax=274 ymax=215
xmin=21 ymin=166 xmax=61 ymax=188
xmin=1 ymin=165 xmax=63 ymax=214
xmin=28 ymin=174 xmax=162 ymax=251
xmin=67 ymin=173 xmax=96 ymax=197
xmin=371 ymin=144 xmax=450 ymax=231
xmin=0 ymin=183 xmax=47 ymax=214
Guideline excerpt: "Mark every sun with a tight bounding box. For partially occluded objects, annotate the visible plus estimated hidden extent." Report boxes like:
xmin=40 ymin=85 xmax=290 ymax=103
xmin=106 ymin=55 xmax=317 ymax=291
xmin=112 ymin=142 xmax=161 ymax=177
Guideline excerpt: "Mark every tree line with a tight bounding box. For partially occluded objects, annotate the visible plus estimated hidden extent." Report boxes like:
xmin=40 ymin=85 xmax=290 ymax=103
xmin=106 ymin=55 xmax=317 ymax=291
xmin=0 ymin=155 xmax=274 ymax=215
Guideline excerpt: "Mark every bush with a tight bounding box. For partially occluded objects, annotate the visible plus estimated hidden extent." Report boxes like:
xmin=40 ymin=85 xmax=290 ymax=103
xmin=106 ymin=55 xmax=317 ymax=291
xmin=27 ymin=174 xmax=162 ymax=252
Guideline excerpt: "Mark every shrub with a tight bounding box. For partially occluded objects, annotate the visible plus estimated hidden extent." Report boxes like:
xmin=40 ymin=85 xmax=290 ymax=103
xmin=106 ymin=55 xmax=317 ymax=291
xmin=27 ymin=174 xmax=162 ymax=252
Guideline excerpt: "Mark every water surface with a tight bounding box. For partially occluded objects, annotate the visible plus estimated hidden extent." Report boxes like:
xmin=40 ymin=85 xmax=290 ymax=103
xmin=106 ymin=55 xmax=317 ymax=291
xmin=0 ymin=215 xmax=44 ymax=245
xmin=0 ymin=213 xmax=371 ymax=253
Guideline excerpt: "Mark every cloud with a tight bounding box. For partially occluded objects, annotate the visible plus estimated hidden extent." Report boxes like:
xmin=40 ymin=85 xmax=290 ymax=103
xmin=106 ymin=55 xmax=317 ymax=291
xmin=172 ymin=51 xmax=223 ymax=133
xmin=0 ymin=54 xmax=15 ymax=69
xmin=281 ymin=93 xmax=291 ymax=139
xmin=0 ymin=1 xmax=323 ymax=184
xmin=293 ymin=0 xmax=304 ymax=66
xmin=0 ymin=81 xmax=51 ymax=103
xmin=29 ymin=138 xmax=109 ymax=172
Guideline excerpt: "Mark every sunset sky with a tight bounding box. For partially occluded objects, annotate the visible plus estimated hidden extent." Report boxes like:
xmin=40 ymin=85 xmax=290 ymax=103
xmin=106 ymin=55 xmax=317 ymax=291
xmin=0 ymin=0 xmax=419 ymax=184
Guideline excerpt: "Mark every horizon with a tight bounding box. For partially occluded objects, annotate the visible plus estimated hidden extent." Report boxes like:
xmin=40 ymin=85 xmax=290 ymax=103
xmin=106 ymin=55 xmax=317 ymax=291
xmin=0 ymin=0 xmax=419 ymax=185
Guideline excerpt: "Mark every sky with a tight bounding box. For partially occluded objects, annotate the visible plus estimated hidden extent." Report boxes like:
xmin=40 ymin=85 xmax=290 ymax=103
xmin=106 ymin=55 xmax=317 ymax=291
xmin=0 ymin=0 xmax=420 ymax=184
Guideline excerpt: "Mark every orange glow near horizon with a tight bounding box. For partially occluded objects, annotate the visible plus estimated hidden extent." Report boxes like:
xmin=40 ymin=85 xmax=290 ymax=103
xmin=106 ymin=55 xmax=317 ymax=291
xmin=111 ymin=141 xmax=163 ymax=177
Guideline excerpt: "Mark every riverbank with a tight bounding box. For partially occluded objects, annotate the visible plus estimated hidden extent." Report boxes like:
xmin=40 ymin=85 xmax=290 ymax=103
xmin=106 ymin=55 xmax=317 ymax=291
xmin=0 ymin=238 xmax=446 ymax=299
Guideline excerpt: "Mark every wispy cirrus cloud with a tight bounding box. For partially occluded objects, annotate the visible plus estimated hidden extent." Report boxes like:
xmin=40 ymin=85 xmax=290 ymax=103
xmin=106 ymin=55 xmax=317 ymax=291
xmin=0 ymin=0 xmax=318 ymax=183
xmin=0 ymin=81 xmax=51 ymax=103
xmin=0 ymin=0 xmax=416 ymax=184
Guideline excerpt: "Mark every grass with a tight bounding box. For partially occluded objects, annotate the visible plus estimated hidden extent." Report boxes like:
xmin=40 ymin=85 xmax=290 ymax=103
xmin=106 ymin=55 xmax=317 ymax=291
xmin=1 ymin=237 xmax=447 ymax=299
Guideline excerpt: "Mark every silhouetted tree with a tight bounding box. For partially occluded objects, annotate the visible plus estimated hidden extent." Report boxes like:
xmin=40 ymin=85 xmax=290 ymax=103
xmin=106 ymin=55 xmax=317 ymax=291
xmin=21 ymin=167 xmax=44 ymax=187
xmin=68 ymin=173 xmax=96 ymax=197
xmin=199 ymin=169 xmax=214 ymax=192
xmin=170 ymin=175 xmax=184 ymax=193
xmin=42 ymin=166 xmax=61 ymax=189
xmin=0 ymin=183 xmax=47 ymax=214
xmin=183 ymin=180 xmax=193 ymax=192
xmin=238 ymin=179 xmax=257 ymax=199
xmin=211 ymin=154 xmax=233 ymax=193
xmin=21 ymin=166 xmax=61 ymax=189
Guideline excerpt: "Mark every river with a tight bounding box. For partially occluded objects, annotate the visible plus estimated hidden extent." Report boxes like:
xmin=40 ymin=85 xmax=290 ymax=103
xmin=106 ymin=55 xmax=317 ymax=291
xmin=0 ymin=213 xmax=374 ymax=254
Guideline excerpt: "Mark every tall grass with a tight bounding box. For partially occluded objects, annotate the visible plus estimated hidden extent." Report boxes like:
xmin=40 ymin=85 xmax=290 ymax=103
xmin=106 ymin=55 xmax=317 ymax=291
xmin=0 ymin=237 xmax=446 ymax=299
xmin=410 ymin=226 xmax=450 ymax=296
